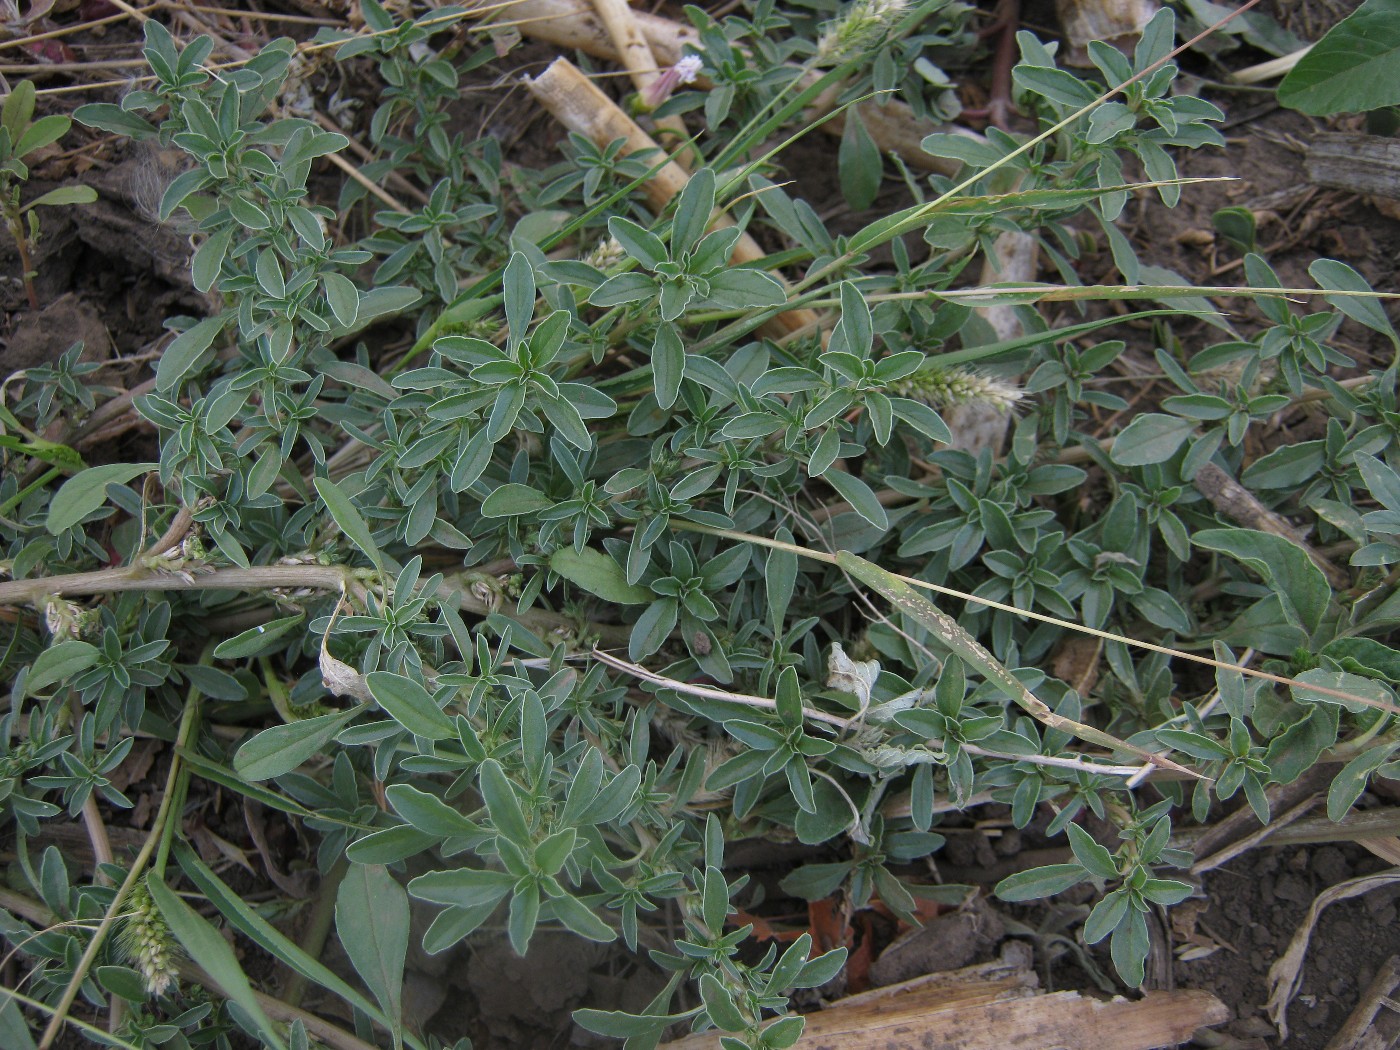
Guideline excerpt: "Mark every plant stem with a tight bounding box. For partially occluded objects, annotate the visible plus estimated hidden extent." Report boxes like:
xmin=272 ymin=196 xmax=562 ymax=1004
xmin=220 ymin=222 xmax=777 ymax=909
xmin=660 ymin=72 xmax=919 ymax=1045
xmin=670 ymin=521 xmax=1398 ymax=716
xmin=37 ymin=691 xmax=201 ymax=1050
xmin=0 ymin=563 xmax=632 ymax=645
xmin=9 ymin=218 xmax=39 ymax=312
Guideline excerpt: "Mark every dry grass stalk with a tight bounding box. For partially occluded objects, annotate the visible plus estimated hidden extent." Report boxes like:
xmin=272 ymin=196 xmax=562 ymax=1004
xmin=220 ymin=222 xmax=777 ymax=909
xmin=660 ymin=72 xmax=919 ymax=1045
xmin=1323 ymin=954 xmax=1400 ymax=1050
xmin=486 ymin=0 xmax=974 ymax=176
xmin=1192 ymin=462 xmax=1350 ymax=588
xmin=662 ymin=956 xmax=1228 ymax=1049
xmin=524 ymin=57 xmax=818 ymax=337
xmin=1055 ymin=0 xmax=1159 ymax=67
xmin=324 ymin=150 xmax=411 ymax=214
xmin=945 ymin=228 xmax=1038 ymax=455
xmin=1189 ymin=794 xmax=1320 ymax=876
xmin=586 ymin=0 xmax=661 ymax=97
xmin=1267 ymin=870 xmax=1400 ymax=1040
xmin=584 ymin=0 xmax=693 ymax=160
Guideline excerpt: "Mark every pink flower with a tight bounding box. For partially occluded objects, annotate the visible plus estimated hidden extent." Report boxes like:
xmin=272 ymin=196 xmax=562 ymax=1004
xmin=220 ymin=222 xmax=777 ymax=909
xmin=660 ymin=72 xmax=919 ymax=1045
xmin=643 ymin=54 xmax=704 ymax=109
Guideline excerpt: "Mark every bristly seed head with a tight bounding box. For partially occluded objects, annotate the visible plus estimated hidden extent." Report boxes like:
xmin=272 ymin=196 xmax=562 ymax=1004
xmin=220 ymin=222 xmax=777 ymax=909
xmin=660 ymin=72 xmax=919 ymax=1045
xmin=816 ymin=0 xmax=910 ymax=64
xmin=892 ymin=365 xmax=1024 ymax=413
xmin=118 ymin=877 xmax=180 ymax=998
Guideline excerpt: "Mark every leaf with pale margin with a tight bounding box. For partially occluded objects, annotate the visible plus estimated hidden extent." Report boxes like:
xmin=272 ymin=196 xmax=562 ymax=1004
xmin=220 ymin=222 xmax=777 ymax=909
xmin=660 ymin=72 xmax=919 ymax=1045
xmin=549 ymin=547 xmax=651 ymax=604
xmin=233 ymin=708 xmax=359 ymax=781
xmin=25 ymin=640 xmax=98 ymax=695
xmin=314 ymin=476 xmax=386 ymax=571
xmin=147 ymin=876 xmax=286 ymax=1050
xmin=336 ymin=865 xmax=408 ymax=1050
xmin=46 ymin=462 xmax=157 ymax=534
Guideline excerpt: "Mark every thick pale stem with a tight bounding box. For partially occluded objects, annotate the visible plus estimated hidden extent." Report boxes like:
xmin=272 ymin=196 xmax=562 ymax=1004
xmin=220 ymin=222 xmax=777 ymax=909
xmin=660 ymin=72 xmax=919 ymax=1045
xmin=525 ymin=57 xmax=818 ymax=337
xmin=498 ymin=0 xmax=975 ymax=175
xmin=586 ymin=0 xmax=692 ymax=158
xmin=588 ymin=0 xmax=661 ymax=96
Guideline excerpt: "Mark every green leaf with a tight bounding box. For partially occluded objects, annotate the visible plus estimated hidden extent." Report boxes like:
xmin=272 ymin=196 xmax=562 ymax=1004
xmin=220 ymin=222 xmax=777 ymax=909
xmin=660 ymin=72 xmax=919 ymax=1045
xmin=365 ymin=671 xmax=455 ymax=739
xmin=838 ymin=108 xmax=881 ymax=211
xmin=548 ymin=891 xmax=617 ymax=942
xmin=1194 ymin=528 xmax=1330 ymax=635
xmin=823 ymin=469 xmax=888 ymax=529
xmin=1279 ymin=0 xmax=1400 ymax=115
xmin=233 ymin=708 xmax=359 ymax=781
xmin=73 ymin=102 xmax=158 ymax=138
xmin=314 ymin=476 xmax=385 ymax=571
xmin=386 ymin=784 xmax=480 ymax=837
xmin=1291 ymin=668 xmax=1398 ymax=715
xmin=147 ymin=876 xmax=286 ymax=1050
xmin=24 ymin=185 xmax=97 ymax=211
xmin=337 ymin=286 xmax=421 ymax=335
xmin=172 ymin=843 xmax=409 ymax=1042
xmin=608 ymin=216 xmax=668 ymax=270
xmin=212 ymin=614 xmax=305 ymax=659
xmin=651 ymin=322 xmax=685 ymax=410
xmin=480 ymin=483 xmax=553 ymax=517
xmin=0 ymin=991 xmax=37 ymax=1050
xmin=994 ymin=862 xmax=1089 ymax=901
xmin=156 ymin=314 xmax=226 ymax=392
xmin=336 ymin=865 xmax=408 ymax=1050
xmin=1309 ymin=258 xmax=1398 ymax=345
xmin=672 ymin=168 xmax=715 ymax=259
xmin=1083 ymin=888 xmax=1129 ymax=945
xmin=549 ymin=547 xmax=651 ymax=604
xmin=1065 ymin=823 xmax=1118 ymax=881
xmin=1012 ymin=64 xmax=1099 ymax=107
xmin=1 ymin=79 xmax=33 ymax=138
xmin=323 ymin=272 xmax=360 ymax=328
xmin=778 ymin=862 xmax=851 ymax=900
xmin=479 ymin=759 xmax=532 ymax=845
xmin=25 ymin=640 xmax=98 ymax=695
xmin=1110 ymin=906 xmax=1150 ymax=987
xmin=699 ymin=973 xmax=748 ymax=1032
xmin=346 ymin=826 xmax=441 ymax=866
xmin=629 ymin=597 xmax=679 ymax=661
xmin=503 ymin=251 xmax=536 ymax=347
xmin=573 ymin=1009 xmax=684 ymax=1039
xmin=408 ymin=867 xmax=515 ymax=909
xmin=46 ymin=462 xmax=157 ymax=534
xmin=830 ymin=282 xmax=874 ymax=360
xmin=1109 ymin=413 xmax=1196 ymax=466
xmin=192 ymin=227 xmax=233 ymax=293
xmin=15 ymin=114 xmax=71 ymax=158
xmin=1328 ymin=742 xmax=1400 ymax=821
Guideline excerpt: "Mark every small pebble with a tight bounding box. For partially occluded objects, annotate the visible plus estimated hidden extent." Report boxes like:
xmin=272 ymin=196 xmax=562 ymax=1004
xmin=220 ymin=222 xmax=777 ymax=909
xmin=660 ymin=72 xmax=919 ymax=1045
xmin=1305 ymin=1001 xmax=1331 ymax=1029
xmin=1274 ymin=874 xmax=1311 ymax=905
xmin=1311 ymin=846 xmax=1348 ymax=885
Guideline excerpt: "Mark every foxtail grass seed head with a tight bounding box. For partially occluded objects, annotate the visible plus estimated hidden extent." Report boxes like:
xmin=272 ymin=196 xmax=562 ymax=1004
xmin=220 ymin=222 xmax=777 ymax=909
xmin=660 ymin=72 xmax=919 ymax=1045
xmin=892 ymin=365 xmax=1024 ymax=413
xmin=119 ymin=878 xmax=180 ymax=998
xmin=816 ymin=0 xmax=910 ymax=64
